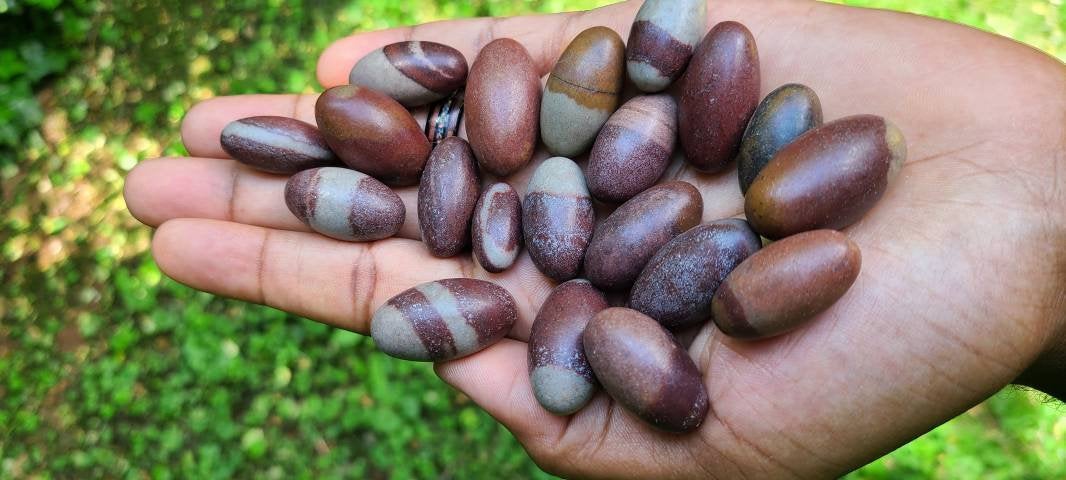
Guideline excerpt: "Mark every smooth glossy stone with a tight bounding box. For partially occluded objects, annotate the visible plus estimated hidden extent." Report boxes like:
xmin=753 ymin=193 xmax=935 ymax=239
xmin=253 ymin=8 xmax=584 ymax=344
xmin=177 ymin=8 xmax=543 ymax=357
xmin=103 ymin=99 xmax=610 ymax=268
xmin=584 ymin=181 xmax=702 ymax=290
xmin=529 ymin=279 xmax=609 ymax=415
xmin=371 ymin=278 xmax=518 ymax=362
xmin=315 ymin=85 xmax=431 ymax=186
xmin=679 ymin=21 xmax=760 ymax=173
xmin=583 ymin=307 xmax=709 ymax=433
xmin=541 ymin=26 xmax=625 ymax=157
xmin=285 ymin=167 xmax=405 ymax=242
xmin=626 ymin=0 xmax=706 ymax=92
xmin=348 ymin=41 xmax=467 ymax=107
xmin=630 ymin=219 xmax=761 ymax=330
xmin=587 ymin=94 xmax=677 ymax=203
xmin=745 ymin=115 xmax=907 ymax=239
xmin=418 ymin=137 xmax=480 ymax=257
xmin=523 ymin=157 xmax=595 ymax=281
xmin=220 ymin=116 xmax=338 ymax=174
xmin=472 ymin=182 xmax=523 ymax=273
xmin=466 ymin=39 xmax=541 ymax=177
xmin=737 ymin=84 xmax=823 ymax=193
xmin=713 ymin=230 xmax=861 ymax=339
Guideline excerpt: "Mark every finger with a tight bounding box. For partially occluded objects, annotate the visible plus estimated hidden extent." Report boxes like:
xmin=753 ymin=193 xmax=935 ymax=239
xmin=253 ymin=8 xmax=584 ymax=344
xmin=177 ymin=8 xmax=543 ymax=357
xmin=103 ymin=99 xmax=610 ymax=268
xmin=124 ymin=157 xmax=422 ymax=239
xmin=151 ymin=218 xmax=550 ymax=337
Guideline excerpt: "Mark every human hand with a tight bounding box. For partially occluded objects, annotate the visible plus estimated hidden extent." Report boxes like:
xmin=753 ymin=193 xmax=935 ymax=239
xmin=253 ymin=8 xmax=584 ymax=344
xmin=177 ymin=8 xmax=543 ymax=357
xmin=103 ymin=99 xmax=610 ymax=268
xmin=123 ymin=0 xmax=1066 ymax=477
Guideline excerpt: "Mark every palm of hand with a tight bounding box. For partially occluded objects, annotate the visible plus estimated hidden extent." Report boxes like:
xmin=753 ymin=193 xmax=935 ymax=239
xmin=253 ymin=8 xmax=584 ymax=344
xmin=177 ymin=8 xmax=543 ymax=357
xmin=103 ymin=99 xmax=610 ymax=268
xmin=124 ymin=1 xmax=1066 ymax=477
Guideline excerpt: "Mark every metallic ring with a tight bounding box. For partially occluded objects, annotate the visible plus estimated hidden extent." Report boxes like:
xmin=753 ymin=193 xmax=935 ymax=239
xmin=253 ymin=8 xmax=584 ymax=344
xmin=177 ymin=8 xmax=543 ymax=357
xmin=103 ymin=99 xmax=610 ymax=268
xmin=426 ymin=90 xmax=465 ymax=146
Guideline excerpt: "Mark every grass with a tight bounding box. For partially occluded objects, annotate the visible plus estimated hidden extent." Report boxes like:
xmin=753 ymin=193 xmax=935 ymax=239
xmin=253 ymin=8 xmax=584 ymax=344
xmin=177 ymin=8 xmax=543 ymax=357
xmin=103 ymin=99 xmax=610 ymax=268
xmin=0 ymin=0 xmax=1063 ymax=478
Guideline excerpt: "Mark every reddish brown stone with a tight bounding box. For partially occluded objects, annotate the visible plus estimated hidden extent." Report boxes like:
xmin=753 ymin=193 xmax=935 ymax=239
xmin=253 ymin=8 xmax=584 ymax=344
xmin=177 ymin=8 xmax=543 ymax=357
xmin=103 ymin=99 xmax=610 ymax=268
xmin=523 ymin=157 xmax=595 ymax=281
xmin=679 ymin=21 xmax=761 ymax=173
xmin=472 ymin=182 xmax=523 ymax=273
xmin=220 ymin=116 xmax=338 ymax=174
xmin=466 ymin=39 xmax=541 ymax=177
xmin=350 ymin=41 xmax=468 ymax=107
xmin=584 ymin=181 xmax=702 ymax=290
xmin=745 ymin=115 xmax=907 ymax=239
xmin=583 ymin=307 xmax=709 ymax=433
xmin=713 ymin=230 xmax=861 ymax=339
xmin=625 ymin=0 xmax=706 ymax=92
xmin=418 ymin=137 xmax=480 ymax=258
xmin=587 ymin=94 xmax=677 ymax=203
xmin=315 ymin=85 xmax=431 ymax=186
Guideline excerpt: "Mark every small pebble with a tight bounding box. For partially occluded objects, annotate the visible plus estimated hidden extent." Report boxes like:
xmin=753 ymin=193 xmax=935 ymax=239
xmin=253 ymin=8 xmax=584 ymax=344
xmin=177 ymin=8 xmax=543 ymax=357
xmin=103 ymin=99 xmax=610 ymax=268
xmin=523 ymin=157 xmax=595 ymax=281
xmin=349 ymin=41 xmax=467 ymax=107
xmin=529 ymin=279 xmax=609 ymax=415
xmin=737 ymin=84 xmax=823 ymax=193
xmin=472 ymin=182 xmax=523 ymax=273
xmin=418 ymin=137 xmax=480 ymax=257
xmin=713 ymin=230 xmax=861 ymax=339
xmin=285 ymin=167 xmax=405 ymax=242
xmin=587 ymin=94 xmax=677 ymax=203
xmin=371 ymin=278 xmax=518 ymax=362
xmin=626 ymin=0 xmax=707 ymax=92
xmin=466 ymin=38 xmax=541 ymax=177
xmin=583 ymin=307 xmax=709 ymax=433
xmin=220 ymin=116 xmax=338 ymax=174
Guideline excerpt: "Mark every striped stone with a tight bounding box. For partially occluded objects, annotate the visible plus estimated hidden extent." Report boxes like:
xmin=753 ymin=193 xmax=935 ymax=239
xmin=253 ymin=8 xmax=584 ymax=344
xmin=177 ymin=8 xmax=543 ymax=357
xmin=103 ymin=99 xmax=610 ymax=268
xmin=284 ymin=167 xmax=405 ymax=242
xmin=220 ymin=116 xmax=338 ymax=174
xmin=349 ymin=41 xmax=468 ymax=107
xmin=625 ymin=0 xmax=706 ymax=92
xmin=472 ymin=182 xmax=522 ymax=273
xmin=371 ymin=279 xmax=518 ymax=362
xmin=523 ymin=157 xmax=595 ymax=281
xmin=587 ymin=94 xmax=677 ymax=203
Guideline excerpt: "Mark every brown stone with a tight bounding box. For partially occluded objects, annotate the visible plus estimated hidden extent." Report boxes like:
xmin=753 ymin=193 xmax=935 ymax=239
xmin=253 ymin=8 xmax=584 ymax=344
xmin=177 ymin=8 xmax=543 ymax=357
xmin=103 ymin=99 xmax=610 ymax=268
xmin=466 ymin=39 xmax=541 ymax=177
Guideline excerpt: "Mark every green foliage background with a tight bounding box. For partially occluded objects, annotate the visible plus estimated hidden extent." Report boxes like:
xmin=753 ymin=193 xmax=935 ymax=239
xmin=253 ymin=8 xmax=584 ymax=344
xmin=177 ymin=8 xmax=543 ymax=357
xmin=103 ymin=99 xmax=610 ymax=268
xmin=1 ymin=0 xmax=1063 ymax=478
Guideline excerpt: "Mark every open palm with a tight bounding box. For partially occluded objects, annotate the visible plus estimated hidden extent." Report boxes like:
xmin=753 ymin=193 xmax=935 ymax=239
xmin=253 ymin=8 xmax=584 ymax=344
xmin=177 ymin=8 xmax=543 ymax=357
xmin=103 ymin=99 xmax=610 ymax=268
xmin=124 ymin=1 xmax=1066 ymax=477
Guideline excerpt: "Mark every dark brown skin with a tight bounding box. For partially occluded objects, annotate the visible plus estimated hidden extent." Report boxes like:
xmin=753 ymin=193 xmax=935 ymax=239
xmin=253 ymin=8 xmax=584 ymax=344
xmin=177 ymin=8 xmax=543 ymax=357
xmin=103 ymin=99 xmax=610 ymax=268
xmin=219 ymin=116 xmax=338 ymax=174
xmin=584 ymin=181 xmax=702 ymax=290
xmin=630 ymin=218 xmax=762 ymax=330
xmin=314 ymin=85 xmax=431 ymax=186
xmin=679 ymin=21 xmax=761 ymax=173
xmin=583 ymin=307 xmax=709 ymax=433
xmin=466 ymin=38 xmax=541 ymax=177
xmin=382 ymin=41 xmax=468 ymax=94
xmin=737 ymin=83 xmax=823 ymax=193
xmin=129 ymin=1 xmax=1066 ymax=478
xmin=417 ymin=137 xmax=480 ymax=258
xmin=586 ymin=94 xmax=677 ymax=203
xmin=713 ymin=230 xmax=862 ymax=339
xmin=471 ymin=182 xmax=523 ymax=273
xmin=746 ymin=114 xmax=908 ymax=239
xmin=528 ymin=279 xmax=609 ymax=415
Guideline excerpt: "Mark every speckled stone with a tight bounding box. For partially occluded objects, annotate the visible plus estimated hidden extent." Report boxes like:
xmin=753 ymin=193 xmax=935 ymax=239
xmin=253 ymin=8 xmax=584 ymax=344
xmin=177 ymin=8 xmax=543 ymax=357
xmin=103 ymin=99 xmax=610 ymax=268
xmin=584 ymin=181 xmax=702 ymax=291
xmin=679 ymin=21 xmax=760 ymax=173
xmin=745 ymin=115 xmax=907 ymax=239
xmin=418 ymin=137 xmax=480 ymax=258
xmin=737 ymin=84 xmax=823 ymax=193
xmin=583 ymin=307 xmax=709 ymax=433
xmin=370 ymin=278 xmax=518 ymax=362
xmin=541 ymin=27 xmax=625 ymax=157
xmin=626 ymin=0 xmax=706 ymax=92
xmin=523 ymin=157 xmax=595 ymax=281
xmin=587 ymin=94 xmax=677 ymax=203
xmin=315 ymin=85 xmax=431 ymax=186
xmin=630 ymin=219 xmax=761 ymax=330
xmin=348 ymin=41 xmax=468 ymax=107
xmin=472 ymin=182 xmax=523 ymax=273
xmin=713 ymin=230 xmax=861 ymax=339
xmin=466 ymin=39 xmax=541 ymax=177
xmin=220 ymin=116 xmax=338 ymax=174
xmin=529 ymin=279 xmax=609 ymax=415
xmin=284 ymin=167 xmax=405 ymax=242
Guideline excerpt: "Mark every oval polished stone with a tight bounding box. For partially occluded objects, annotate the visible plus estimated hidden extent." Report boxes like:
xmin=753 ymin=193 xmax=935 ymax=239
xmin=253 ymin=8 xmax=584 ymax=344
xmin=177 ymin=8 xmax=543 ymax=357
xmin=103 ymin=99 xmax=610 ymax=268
xmin=584 ymin=181 xmax=702 ymax=291
xmin=285 ymin=167 xmax=405 ymax=242
xmin=630 ymin=219 xmax=762 ymax=330
xmin=587 ymin=94 xmax=677 ymax=203
xmin=737 ymin=84 xmax=823 ymax=193
xmin=418 ymin=137 xmax=480 ymax=258
xmin=583 ymin=307 xmax=709 ymax=433
xmin=220 ymin=116 xmax=338 ymax=174
xmin=541 ymin=26 xmax=625 ymax=157
xmin=315 ymin=85 xmax=431 ymax=186
xmin=472 ymin=182 xmax=523 ymax=273
xmin=745 ymin=115 xmax=908 ymax=239
xmin=371 ymin=278 xmax=518 ymax=362
xmin=523 ymin=157 xmax=595 ymax=281
xmin=466 ymin=39 xmax=541 ymax=177
xmin=529 ymin=279 xmax=609 ymax=415
xmin=713 ymin=230 xmax=861 ymax=339
xmin=348 ymin=41 xmax=468 ymax=107
xmin=679 ymin=21 xmax=760 ymax=173
xmin=626 ymin=0 xmax=706 ymax=92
